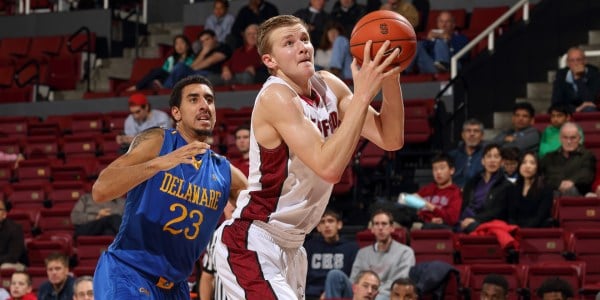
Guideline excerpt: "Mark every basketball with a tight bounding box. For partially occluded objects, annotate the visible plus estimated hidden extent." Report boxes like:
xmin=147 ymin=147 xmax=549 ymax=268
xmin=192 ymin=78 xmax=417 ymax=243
xmin=350 ymin=10 xmax=417 ymax=71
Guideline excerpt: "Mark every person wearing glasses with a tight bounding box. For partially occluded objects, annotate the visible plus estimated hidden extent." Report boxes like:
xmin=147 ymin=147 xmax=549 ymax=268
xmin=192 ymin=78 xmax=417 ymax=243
xmin=115 ymin=93 xmax=172 ymax=153
xmin=73 ymin=276 xmax=94 ymax=300
xmin=551 ymin=47 xmax=600 ymax=113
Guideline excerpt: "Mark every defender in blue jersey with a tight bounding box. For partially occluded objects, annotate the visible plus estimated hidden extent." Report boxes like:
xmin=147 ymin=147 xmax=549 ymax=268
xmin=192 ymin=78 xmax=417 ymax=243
xmin=91 ymin=75 xmax=247 ymax=300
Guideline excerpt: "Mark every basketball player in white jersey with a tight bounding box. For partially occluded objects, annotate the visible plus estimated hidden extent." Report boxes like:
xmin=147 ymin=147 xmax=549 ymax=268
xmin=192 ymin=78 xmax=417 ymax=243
xmin=214 ymin=15 xmax=406 ymax=299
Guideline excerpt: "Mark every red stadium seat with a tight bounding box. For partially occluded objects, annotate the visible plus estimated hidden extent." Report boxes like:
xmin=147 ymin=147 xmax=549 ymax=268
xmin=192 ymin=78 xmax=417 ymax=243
xmin=556 ymin=197 xmax=600 ymax=232
xmin=109 ymin=57 xmax=163 ymax=94
xmin=456 ymin=234 xmax=506 ymax=264
xmin=518 ymin=228 xmax=569 ymax=265
xmin=526 ymin=261 xmax=585 ymax=300
xmin=410 ymin=229 xmax=456 ymax=264
xmin=567 ymin=229 xmax=600 ymax=285
xmin=62 ymin=134 xmax=98 ymax=159
xmin=183 ymin=25 xmax=204 ymax=44
xmin=70 ymin=112 xmax=105 ymax=134
xmin=37 ymin=207 xmax=74 ymax=234
xmin=23 ymin=136 xmax=60 ymax=159
xmin=7 ymin=208 xmax=36 ymax=237
xmin=29 ymin=35 xmax=64 ymax=62
xmin=14 ymin=159 xmax=53 ymax=184
xmin=6 ymin=182 xmax=49 ymax=211
xmin=462 ymin=6 xmax=510 ymax=40
xmin=332 ymin=166 xmax=355 ymax=197
xmin=76 ymin=235 xmax=114 ymax=267
xmin=0 ymin=37 xmax=32 ymax=62
xmin=48 ymin=181 xmax=87 ymax=209
xmin=466 ymin=264 xmax=527 ymax=300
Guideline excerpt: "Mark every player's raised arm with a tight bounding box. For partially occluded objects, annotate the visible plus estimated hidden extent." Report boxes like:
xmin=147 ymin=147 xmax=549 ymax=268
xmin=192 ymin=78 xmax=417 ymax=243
xmin=92 ymin=128 xmax=210 ymax=202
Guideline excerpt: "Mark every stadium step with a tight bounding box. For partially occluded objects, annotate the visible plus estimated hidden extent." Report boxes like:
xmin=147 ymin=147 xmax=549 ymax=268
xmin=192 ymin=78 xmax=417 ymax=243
xmin=526 ymin=82 xmax=552 ymax=99
xmin=122 ymin=46 xmax=161 ymax=59
xmin=147 ymin=22 xmax=184 ymax=36
xmin=493 ymin=111 xmax=512 ymax=130
xmin=588 ymin=30 xmax=600 ymax=45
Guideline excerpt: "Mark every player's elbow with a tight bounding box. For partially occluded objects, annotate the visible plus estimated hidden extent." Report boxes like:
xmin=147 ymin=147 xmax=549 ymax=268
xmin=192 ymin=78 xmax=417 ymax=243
xmin=381 ymin=136 xmax=405 ymax=151
xmin=92 ymin=183 xmax=110 ymax=203
xmin=319 ymin=168 xmax=344 ymax=184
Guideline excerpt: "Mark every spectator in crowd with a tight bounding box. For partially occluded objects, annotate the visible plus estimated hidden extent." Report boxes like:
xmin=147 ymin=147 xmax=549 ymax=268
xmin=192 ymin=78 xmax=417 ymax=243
xmin=510 ymin=151 xmax=553 ymax=228
xmin=551 ymin=47 xmax=600 ymax=113
xmin=380 ymin=0 xmax=419 ymax=28
xmin=327 ymin=22 xmax=352 ymax=80
xmin=412 ymin=0 xmax=431 ymax=33
xmin=293 ymin=0 xmax=329 ymax=48
xmin=8 ymin=271 xmax=36 ymax=300
xmin=37 ymin=253 xmax=75 ymax=300
xmin=305 ymin=209 xmax=359 ymax=300
xmin=586 ymin=174 xmax=600 ymax=198
xmin=500 ymin=146 xmax=520 ymax=183
xmin=0 ymin=199 xmax=26 ymax=271
xmin=228 ymin=125 xmax=250 ymax=177
xmin=407 ymin=11 xmax=468 ymax=74
xmin=314 ymin=23 xmax=336 ymax=72
xmin=70 ymin=192 xmax=125 ymax=238
xmin=204 ymin=0 xmax=235 ymax=43
xmin=199 ymin=202 xmax=235 ymax=300
xmin=0 ymin=151 xmax=24 ymax=169
xmin=536 ymin=277 xmax=574 ymax=300
xmin=125 ymin=35 xmax=195 ymax=92
xmin=459 ymin=143 xmax=517 ymax=233
xmin=411 ymin=153 xmax=462 ymax=230
xmin=330 ymin=0 xmax=366 ymax=38
xmin=326 ymin=270 xmax=381 ymax=300
xmin=448 ymin=118 xmax=486 ymax=188
xmin=228 ymin=0 xmax=279 ymax=49
xmin=541 ymin=122 xmax=596 ymax=196
xmin=325 ymin=210 xmax=415 ymax=300
xmin=72 ymin=276 xmax=93 ymax=300
xmin=492 ymin=102 xmax=540 ymax=153
xmin=390 ymin=278 xmax=418 ymax=300
xmin=163 ymin=30 xmax=232 ymax=88
xmin=539 ymin=104 xmax=584 ymax=158
xmin=115 ymin=93 xmax=172 ymax=152
xmin=481 ymin=274 xmax=509 ymax=300
xmin=220 ymin=24 xmax=263 ymax=85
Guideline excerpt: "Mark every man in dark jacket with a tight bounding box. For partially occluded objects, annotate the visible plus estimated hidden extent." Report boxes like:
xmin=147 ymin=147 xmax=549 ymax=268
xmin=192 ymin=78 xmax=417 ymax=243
xmin=330 ymin=0 xmax=366 ymax=38
xmin=294 ymin=0 xmax=329 ymax=48
xmin=0 ymin=199 xmax=26 ymax=271
xmin=541 ymin=122 xmax=596 ymax=196
xmin=551 ymin=47 xmax=600 ymax=113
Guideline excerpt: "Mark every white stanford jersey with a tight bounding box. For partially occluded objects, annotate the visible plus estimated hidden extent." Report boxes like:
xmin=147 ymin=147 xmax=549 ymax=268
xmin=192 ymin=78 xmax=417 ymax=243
xmin=232 ymin=74 xmax=340 ymax=233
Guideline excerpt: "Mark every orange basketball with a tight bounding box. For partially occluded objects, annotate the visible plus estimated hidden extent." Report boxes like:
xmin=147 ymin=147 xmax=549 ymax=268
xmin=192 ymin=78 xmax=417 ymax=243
xmin=350 ymin=10 xmax=417 ymax=71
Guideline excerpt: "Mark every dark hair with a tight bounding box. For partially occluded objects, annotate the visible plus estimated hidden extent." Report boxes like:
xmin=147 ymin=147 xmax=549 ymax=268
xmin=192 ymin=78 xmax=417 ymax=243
xmin=536 ymin=277 xmax=574 ymax=298
xmin=214 ymin=0 xmax=229 ymax=9
xmin=45 ymin=253 xmax=69 ymax=267
xmin=371 ymin=208 xmax=394 ymax=224
xmin=169 ymin=75 xmax=214 ymax=109
xmin=198 ymin=29 xmax=217 ymax=39
xmin=319 ymin=21 xmax=345 ymax=50
xmin=500 ymin=146 xmax=520 ymax=162
xmin=516 ymin=151 xmax=545 ymax=200
xmin=483 ymin=274 xmax=509 ymax=295
xmin=354 ymin=270 xmax=380 ymax=284
xmin=462 ymin=118 xmax=484 ymax=131
xmin=482 ymin=143 xmax=502 ymax=157
xmin=513 ymin=102 xmax=535 ymax=117
xmin=171 ymin=34 xmax=194 ymax=63
xmin=322 ymin=208 xmax=341 ymax=221
xmin=234 ymin=124 xmax=250 ymax=136
xmin=431 ymin=153 xmax=455 ymax=169
xmin=547 ymin=103 xmax=572 ymax=116
xmin=391 ymin=277 xmax=416 ymax=290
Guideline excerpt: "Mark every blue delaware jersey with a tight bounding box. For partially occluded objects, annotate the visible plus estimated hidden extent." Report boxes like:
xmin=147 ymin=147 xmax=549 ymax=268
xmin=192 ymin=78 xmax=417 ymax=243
xmin=107 ymin=129 xmax=232 ymax=283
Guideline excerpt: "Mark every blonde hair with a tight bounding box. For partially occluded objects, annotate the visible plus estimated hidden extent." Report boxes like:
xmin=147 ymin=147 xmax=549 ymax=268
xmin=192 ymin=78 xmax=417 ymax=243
xmin=257 ymin=15 xmax=308 ymax=56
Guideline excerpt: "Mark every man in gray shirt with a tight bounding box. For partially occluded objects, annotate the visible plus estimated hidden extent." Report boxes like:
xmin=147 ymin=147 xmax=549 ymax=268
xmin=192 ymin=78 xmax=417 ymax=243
xmin=492 ymin=102 xmax=540 ymax=153
xmin=116 ymin=93 xmax=172 ymax=152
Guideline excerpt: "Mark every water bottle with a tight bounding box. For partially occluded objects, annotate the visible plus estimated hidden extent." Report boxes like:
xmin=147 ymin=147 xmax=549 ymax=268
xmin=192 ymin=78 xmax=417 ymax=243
xmin=397 ymin=193 xmax=426 ymax=210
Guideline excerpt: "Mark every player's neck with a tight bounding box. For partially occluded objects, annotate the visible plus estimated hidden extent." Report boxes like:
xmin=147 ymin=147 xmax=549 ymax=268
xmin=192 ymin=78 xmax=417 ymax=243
xmin=176 ymin=124 xmax=209 ymax=144
xmin=276 ymin=71 xmax=312 ymax=97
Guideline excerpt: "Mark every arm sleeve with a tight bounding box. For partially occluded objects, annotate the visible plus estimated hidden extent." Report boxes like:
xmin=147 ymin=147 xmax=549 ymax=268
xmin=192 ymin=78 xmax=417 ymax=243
xmin=329 ymin=36 xmax=349 ymax=70
xmin=570 ymin=152 xmax=597 ymax=193
xmin=432 ymin=188 xmax=462 ymax=226
xmin=349 ymin=249 xmax=366 ymax=283
xmin=475 ymin=182 xmax=513 ymax=223
xmin=506 ymin=127 xmax=540 ymax=151
xmin=0 ymin=223 xmax=25 ymax=263
xmin=538 ymin=128 xmax=551 ymax=158
xmin=123 ymin=115 xmax=136 ymax=136
xmin=70 ymin=197 xmax=88 ymax=225
xmin=529 ymin=187 xmax=554 ymax=227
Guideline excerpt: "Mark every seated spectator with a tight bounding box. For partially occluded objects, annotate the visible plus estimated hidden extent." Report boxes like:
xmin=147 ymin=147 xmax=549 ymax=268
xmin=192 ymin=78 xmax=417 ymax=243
xmin=220 ymin=24 xmax=263 ymax=85
xmin=228 ymin=0 xmax=279 ymax=49
xmin=325 ymin=270 xmax=380 ymax=300
xmin=204 ymin=0 xmax=235 ymax=44
xmin=325 ymin=209 xmax=415 ymax=300
xmin=126 ymin=35 xmax=194 ymax=92
xmin=8 ymin=271 xmax=36 ymax=300
xmin=0 ymin=151 xmax=24 ymax=168
xmin=410 ymin=153 xmax=462 ymax=230
xmin=381 ymin=0 xmax=419 ymax=28
xmin=481 ymin=274 xmax=509 ymax=300
xmin=541 ymin=122 xmax=596 ymax=196
xmin=539 ymin=104 xmax=584 ymax=158
xmin=448 ymin=118 xmax=486 ymax=188
xmin=70 ymin=192 xmax=125 ymax=238
xmin=72 ymin=276 xmax=93 ymax=300
xmin=492 ymin=102 xmax=540 ymax=153
xmin=229 ymin=125 xmax=250 ymax=177
xmin=536 ymin=277 xmax=574 ymax=300
xmin=0 ymin=199 xmax=26 ymax=271
xmin=390 ymin=278 xmax=418 ymax=300
xmin=500 ymin=146 xmax=520 ymax=183
xmin=163 ymin=29 xmax=232 ymax=88
xmin=551 ymin=47 xmax=600 ymax=113
xmin=115 ymin=93 xmax=172 ymax=152
xmin=293 ymin=0 xmax=329 ymax=48
xmin=586 ymin=173 xmax=600 ymax=198
xmin=313 ymin=23 xmax=336 ymax=71
xmin=304 ymin=209 xmax=359 ymax=300
xmin=329 ymin=25 xmax=353 ymax=80
xmin=459 ymin=144 xmax=517 ymax=233
xmin=510 ymin=151 xmax=554 ymax=228
xmin=407 ymin=11 xmax=468 ymax=74
xmin=37 ymin=253 xmax=74 ymax=300
xmin=330 ymin=0 xmax=366 ymax=38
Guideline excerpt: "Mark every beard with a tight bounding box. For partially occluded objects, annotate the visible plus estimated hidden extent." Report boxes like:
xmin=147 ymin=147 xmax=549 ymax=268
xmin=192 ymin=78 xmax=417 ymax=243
xmin=194 ymin=129 xmax=213 ymax=137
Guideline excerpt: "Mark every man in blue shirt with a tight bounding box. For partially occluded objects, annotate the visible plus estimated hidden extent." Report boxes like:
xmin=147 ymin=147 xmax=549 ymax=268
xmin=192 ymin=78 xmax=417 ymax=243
xmin=448 ymin=118 xmax=486 ymax=188
xmin=304 ymin=209 xmax=359 ymax=300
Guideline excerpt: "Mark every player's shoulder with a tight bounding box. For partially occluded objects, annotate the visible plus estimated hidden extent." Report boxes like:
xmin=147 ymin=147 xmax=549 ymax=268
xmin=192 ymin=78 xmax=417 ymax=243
xmin=258 ymin=81 xmax=298 ymax=107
